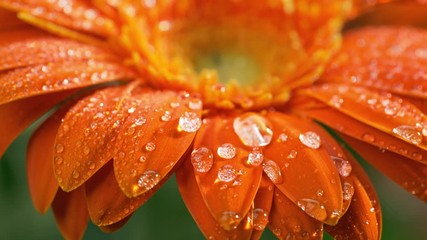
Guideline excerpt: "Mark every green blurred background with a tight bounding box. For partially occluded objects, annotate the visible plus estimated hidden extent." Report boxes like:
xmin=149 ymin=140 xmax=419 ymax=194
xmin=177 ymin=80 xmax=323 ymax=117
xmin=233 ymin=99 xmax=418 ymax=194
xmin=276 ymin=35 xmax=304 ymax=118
xmin=1 ymin=128 xmax=426 ymax=240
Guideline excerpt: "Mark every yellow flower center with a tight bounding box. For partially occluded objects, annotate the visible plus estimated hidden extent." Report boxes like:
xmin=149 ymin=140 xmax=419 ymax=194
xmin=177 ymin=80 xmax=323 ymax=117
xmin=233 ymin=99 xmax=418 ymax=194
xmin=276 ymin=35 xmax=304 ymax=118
xmin=114 ymin=0 xmax=349 ymax=110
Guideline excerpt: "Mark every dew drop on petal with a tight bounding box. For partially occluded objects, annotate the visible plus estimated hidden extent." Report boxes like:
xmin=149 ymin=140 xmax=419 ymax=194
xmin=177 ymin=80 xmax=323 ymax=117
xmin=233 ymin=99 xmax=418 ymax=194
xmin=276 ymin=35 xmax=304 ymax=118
xmin=330 ymin=95 xmax=343 ymax=108
xmin=55 ymin=144 xmax=64 ymax=153
xmin=299 ymin=131 xmax=321 ymax=149
xmin=137 ymin=170 xmax=161 ymax=191
xmin=188 ymin=99 xmax=202 ymax=110
xmin=331 ymin=156 xmax=352 ymax=177
xmin=253 ymin=208 xmax=268 ymax=231
xmin=161 ymin=111 xmax=172 ymax=122
xmin=72 ymin=170 xmax=80 ymax=179
xmin=247 ymin=150 xmax=264 ymax=166
xmin=127 ymin=107 xmax=136 ymax=113
xmin=217 ymin=164 xmax=237 ymax=182
xmin=54 ymin=156 xmax=63 ymax=165
xmin=134 ymin=117 xmax=147 ymax=126
xmin=219 ymin=211 xmax=241 ymax=231
xmin=170 ymin=101 xmax=180 ymax=108
xmin=277 ymin=133 xmax=288 ymax=143
xmin=145 ymin=142 xmax=156 ymax=151
xmin=83 ymin=146 xmax=90 ymax=155
xmin=297 ymin=198 xmax=327 ymax=221
xmin=343 ymin=182 xmax=355 ymax=201
xmin=233 ymin=113 xmax=273 ymax=147
xmin=178 ymin=112 xmax=201 ymax=132
xmin=87 ymin=161 xmax=96 ymax=170
xmin=191 ymin=147 xmax=214 ymax=173
xmin=139 ymin=155 xmax=147 ymax=162
xmin=392 ymin=125 xmax=423 ymax=145
xmin=217 ymin=143 xmax=236 ymax=159
xmin=361 ymin=133 xmax=375 ymax=142
xmin=263 ymin=160 xmax=283 ymax=184
xmin=287 ymin=150 xmax=298 ymax=159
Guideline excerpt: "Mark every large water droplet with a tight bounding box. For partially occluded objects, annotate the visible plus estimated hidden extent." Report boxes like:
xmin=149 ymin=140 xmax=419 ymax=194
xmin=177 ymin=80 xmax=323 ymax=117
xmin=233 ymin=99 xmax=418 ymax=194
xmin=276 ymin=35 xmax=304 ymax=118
xmin=217 ymin=164 xmax=237 ymax=182
xmin=263 ymin=160 xmax=283 ymax=184
xmin=297 ymin=198 xmax=327 ymax=221
xmin=178 ymin=112 xmax=201 ymax=132
xmin=217 ymin=143 xmax=236 ymax=159
xmin=219 ymin=211 xmax=241 ymax=231
xmin=253 ymin=208 xmax=268 ymax=231
xmin=331 ymin=156 xmax=352 ymax=177
xmin=392 ymin=125 xmax=423 ymax=145
xmin=233 ymin=113 xmax=273 ymax=147
xmin=191 ymin=147 xmax=214 ymax=173
xmin=299 ymin=131 xmax=321 ymax=149
xmin=343 ymin=182 xmax=355 ymax=201
xmin=137 ymin=170 xmax=161 ymax=191
xmin=247 ymin=150 xmax=264 ymax=166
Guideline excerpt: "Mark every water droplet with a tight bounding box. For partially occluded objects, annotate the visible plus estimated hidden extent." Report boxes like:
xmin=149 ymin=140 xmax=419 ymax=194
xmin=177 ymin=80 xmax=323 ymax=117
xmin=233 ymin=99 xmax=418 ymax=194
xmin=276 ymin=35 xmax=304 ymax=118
xmin=127 ymin=107 xmax=136 ymax=113
xmin=145 ymin=142 xmax=156 ymax=151
xmin=118 ymin=151 xmax=125 ymax=159
xmin=87 ymin=161 xmax=96 ymax=170
xmin=55 ymin=144 xmax=64 ymax=153
xmin=361 ymin=133 xmax=375 ymax=142
xmin=343 ymin=182 xmax=355 ymax=201
xmin=263 ymin=160 xmax=283 ymax=184
xmin=83 ymin=146 xmax=90 ymax=155
xmin=54 ymin=156 xmax=63 ymax=165
xmin=247 ymin=150 xmax=264 ymax=166
xmin=161 ymin=111 xmax=172 ymax=121
xmin=178 ymin=112 xmax=201 ymax=132
xmin=134 ymin=117 xmax=146 ymax=126
xmin=217 ymin=143 xmax=236 ymax=159
xmin=191 ymin=147 xmax=214 ymax=173
xmin=253 ymin=208 xmax=268 ymax=231
xmin=287 ymin=150 xmax=298 ymax=159
xmin=170 ymin=101 xmax=180 ymax=108
xmin=299 ymin=131 xmax=321 ymax=149
xmin=331 ymin=156 xmax=352 ymax=177
xmin=139 ymin=155 xmax=146 ymax=162
xmin=219 ymin=211 xmax=241 ymax=230
xmin=277 ymin=133 xmax=288 ymax=142
xmin=127 ymin=126 xmax=136 ymax=135
xmin=188 ymin=99 xmax=202 ymax=110
xmin=316 ymin=189 xmax=324 ymax=197
xmin=330 ymin=95 xmax=343 ymax=108
xmin=233 ymin=113 xmax=273 ymax=147
xmin=411 ymin=152 xmax=423 ymax=161
xmin=137 ymin=170 xmax=161 ymax=191
xmin=217 ymin=165 xmax=237 ymax=182
xmin=392 ymin=125 xmax=423 ymax=145
xmin=62 ymin=124 xmax=70 ymax=132
xmin=297 ymin=198 xmax=327 ymax=221
xmin=72 ymin=170 xmax=80 ymax=179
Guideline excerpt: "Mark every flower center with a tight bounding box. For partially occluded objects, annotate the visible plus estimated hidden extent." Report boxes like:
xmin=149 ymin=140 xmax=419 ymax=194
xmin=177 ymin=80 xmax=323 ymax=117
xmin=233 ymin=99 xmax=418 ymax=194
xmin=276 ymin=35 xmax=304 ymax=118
xmin=118 ymin=0 xmax=348 ymax=110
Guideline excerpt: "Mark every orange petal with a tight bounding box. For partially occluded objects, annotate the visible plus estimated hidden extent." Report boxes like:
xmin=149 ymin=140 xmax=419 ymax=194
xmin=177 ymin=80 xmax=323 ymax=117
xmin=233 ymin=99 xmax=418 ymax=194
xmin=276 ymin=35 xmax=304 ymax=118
xmin=265 ymin=112 xmax=343 ymax=225
xmin=0 ymin=0 xmax=117 ymax=36
xmin=176 ymin=156 xmax=253 ymax=239
xmin=0 ymin=37 xmax=117 ymax=71
xmin=85 ymin=161 xmax=166 ymax=226
xmin=301 ymin=106 xmax=426 ymax=163
xmin=321 ymin=27 xmax=427 ymax=99
xmin=342 ymin=134 xmax=427 ymax=202
xmin=268 ymin=187 xmax=323 ymax=239
xmin=251 ymin=177 xmax=274 ymax=240
xmin=54 ymin=85 xmax=135 ymax=191
xmin=191 ymin=115 xmax=263 ymax=230
xmin=0 ymin=90 xmax=75 ymax=157
xmin=52 ymin=187 xmax=89 ymax=240
xmin=113 ymin=91 xmax=201 ymax=197
xmin=0 ymin=59 xmax=135 ymax=104
xmin=99 ymin=216 xmax=132 ymax=233
xmin=26 ymin=108 xmax=68 ymax=213
xmin=300 ymin=84 xmax=426 ymax=151
xmin=0 ymin=7 xmax=27 ymax=30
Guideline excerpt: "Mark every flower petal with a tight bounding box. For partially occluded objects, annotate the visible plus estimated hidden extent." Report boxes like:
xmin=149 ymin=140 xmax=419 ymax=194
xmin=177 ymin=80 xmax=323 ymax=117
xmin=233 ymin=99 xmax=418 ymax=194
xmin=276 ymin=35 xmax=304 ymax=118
xmin=265 ymin=112 xmax=343 ymax=225
xmin=301 ymin=106 xmax=426 ymax=163
xmin=176 ymin=156 xmax=253 ymax=239
xmin=54 ymin=85 xmax=134 ymax=191
xmin=300 ymin=84 xmax=426 ymax=151
xmin=0 ymin=0 xmax=116 ymax=36
xmin=113 ymin=91 xmax=201 ymax=197
xmin=251 ymin=177 xmax=274 ymax=240
xmin=322 ymin=27 xmax=427 ymax=99
xmin=191 ymin=115 xmax=263 ymax=230
xmin=0 ymin=59 xmax=135 ymax=104
xmin=85 ymin=161 xmax=166 ymax=226
xmin=268 ymin=187 xmax=323 ymax=239
xmin=0 ymin=90 xmax=75 ymax=157
xmin=52 ymin=187 xmax=89 ymax=240
xmin=342 ymin=134 xmax=427 ymax=202
xmin=26 ymin=108 xmax=67 ymax=213
xmin=98 ymin=216 xmax=132 ymax=233
xmin=0 ymin=7 xmax=27 ymax=30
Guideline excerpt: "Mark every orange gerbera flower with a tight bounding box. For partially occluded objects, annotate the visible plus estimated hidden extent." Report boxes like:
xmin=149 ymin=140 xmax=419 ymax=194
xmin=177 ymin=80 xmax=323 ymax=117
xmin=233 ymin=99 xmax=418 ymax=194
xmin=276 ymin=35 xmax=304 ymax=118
xmin=0 ymin=0 xmax=426 ymax=239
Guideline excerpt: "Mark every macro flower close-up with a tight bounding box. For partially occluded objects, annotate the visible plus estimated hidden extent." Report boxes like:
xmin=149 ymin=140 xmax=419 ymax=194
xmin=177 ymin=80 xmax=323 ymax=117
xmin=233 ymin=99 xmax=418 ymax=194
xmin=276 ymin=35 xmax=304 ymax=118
xmin=0 ymin=0 xmax=426 ymax=239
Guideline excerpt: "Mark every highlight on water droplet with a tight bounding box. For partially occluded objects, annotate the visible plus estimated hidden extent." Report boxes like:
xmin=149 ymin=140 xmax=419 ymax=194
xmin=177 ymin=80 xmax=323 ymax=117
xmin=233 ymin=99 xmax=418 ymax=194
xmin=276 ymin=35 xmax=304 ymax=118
xmin=392 ymin=125 xmax=423 ymax=145
xmin=137 ymin=170 xmax=161 ymax=191
xmin=191 ymin=147 xmax=214 ymax=173
xmin=188 ymin=98 xmax=202 ymax=110
xmin=299 ymin=131 xmax=321 ymax=149
xmin=246 ymin=149 xmax=264 ymax=166
xmin=253 ymin=208 xmax=269 ymax=231
xmin=233 ymin=113 xmax=273 ymax=147
xmin=277 ymin=133 xmax=288 ymax=143
xmin=217 ymin=143 xmax=236 ymax=159
xmin=145 ymin=142 xmax=156 ymax=151
xmin=297 ymin=198 xmax=327 ymax=221
xmin=263 ymin=160 xmax=283 ymax=184
xmin=219 ymin=211 xmax=241 ymax=231
xmin=217 ymin=164 xmax=237 ymax=182
xmin=178 ymin=112 xmax=201 ymax=132
xmin=161 ymin=110 xmax=172 ymax=122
